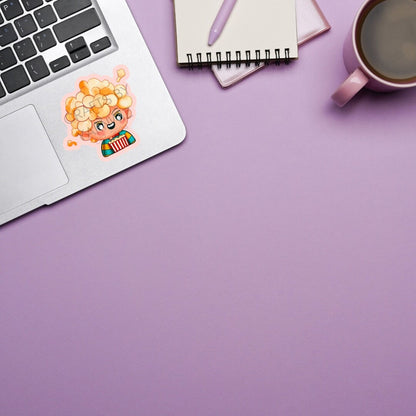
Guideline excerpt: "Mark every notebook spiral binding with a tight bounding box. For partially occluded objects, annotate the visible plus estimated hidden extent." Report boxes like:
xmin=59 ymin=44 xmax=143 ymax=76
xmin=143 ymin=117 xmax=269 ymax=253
xmin=186 ymin=48 xmax=291 ymax=70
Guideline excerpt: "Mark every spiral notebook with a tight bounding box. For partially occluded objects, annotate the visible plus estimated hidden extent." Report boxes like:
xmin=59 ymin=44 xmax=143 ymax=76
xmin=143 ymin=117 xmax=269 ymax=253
xmin=173 ymin=0 xmax=298 ymax=67
xmin=212 ymin=0 xmax=330 ymax=87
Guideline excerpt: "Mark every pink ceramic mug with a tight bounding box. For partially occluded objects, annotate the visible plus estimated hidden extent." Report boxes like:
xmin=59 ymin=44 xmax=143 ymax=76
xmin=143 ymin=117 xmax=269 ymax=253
xmin=332 ymin=0 xmax=416 ymax=107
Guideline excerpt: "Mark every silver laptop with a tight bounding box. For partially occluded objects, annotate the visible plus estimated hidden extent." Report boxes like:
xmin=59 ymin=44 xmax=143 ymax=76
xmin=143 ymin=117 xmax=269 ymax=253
xmin=0 ymin=0 xmax=186 ymax=226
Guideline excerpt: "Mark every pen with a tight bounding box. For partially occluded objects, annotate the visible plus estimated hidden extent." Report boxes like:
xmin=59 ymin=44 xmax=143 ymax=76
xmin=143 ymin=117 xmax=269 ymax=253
xmin=208 ymin=0 xmax=238 ymax=46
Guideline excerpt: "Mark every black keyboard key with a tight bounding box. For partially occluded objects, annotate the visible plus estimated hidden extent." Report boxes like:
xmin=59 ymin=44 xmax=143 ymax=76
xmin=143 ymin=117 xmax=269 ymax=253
xmin=53 ymin=8 xmax=100 ymax=43
xmin=34 ymin=5 xmax=57 ymax=28
xmin=65 ymin=36 xmax=85 ymax=53
xmin=14 ymin=37 xmax=36 ymax=61
xmin=0 ymin=81 xmax=5 ymax=98
xmin=0 ymin=23 xmax=17 ymax=47
xmin=70 ymin=45 xmax=90 ymax=63
xmin=0 ymin=0 xmax=23 ymax=20
xmin=91 ymin=36 xmax=111 ymax=54
xmin=26 ymin=55 xmax=49 ymax=81
xmin=22 ymin=0 xmax=43 ymax=11
xmin=1 ymin=65 xmax=30 ymax=93
xmin=33 ymin=28 xmax=56 ymax=51
xmin=49 ymin=55 xmax=69 ymax=73
xmin=15 ymin=14 xmax=37 ymax=37
xmin=0 ymin=46 xmax=16 ymax=70
xmin=0 ymin=13 xmax=3 ymax=25
xmin=54 ymin=0 xmax=91 ymax=19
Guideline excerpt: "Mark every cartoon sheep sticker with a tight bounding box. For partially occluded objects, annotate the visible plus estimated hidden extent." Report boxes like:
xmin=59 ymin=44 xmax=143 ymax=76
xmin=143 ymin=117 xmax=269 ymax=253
xmin=64 ymin=67 xmax=137 ymax=158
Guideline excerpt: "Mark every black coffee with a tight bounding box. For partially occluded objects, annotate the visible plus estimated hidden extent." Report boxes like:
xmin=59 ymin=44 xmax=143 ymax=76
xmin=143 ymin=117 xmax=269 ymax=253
xmin=357 ymin=0 xmax=416 ymax=83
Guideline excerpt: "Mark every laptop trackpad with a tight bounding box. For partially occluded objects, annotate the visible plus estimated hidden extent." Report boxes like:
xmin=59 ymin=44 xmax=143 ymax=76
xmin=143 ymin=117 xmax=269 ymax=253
xmin=0 ymin=105 xmax=68 ymax=215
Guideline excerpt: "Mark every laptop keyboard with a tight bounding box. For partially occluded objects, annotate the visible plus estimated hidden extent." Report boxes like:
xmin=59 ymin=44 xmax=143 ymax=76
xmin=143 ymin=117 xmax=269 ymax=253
xmin=0 ymin=0 xmax=113 ymax=100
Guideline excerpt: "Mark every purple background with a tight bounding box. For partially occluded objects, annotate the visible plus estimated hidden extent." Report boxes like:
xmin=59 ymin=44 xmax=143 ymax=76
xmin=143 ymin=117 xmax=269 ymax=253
xmin=1 ymin=0 xmax=416 ymax=415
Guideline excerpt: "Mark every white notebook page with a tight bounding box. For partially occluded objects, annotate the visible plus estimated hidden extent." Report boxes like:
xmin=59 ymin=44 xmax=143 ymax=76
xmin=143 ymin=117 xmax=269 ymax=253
xmin=174 ymin=0 xmax=298 ymax=65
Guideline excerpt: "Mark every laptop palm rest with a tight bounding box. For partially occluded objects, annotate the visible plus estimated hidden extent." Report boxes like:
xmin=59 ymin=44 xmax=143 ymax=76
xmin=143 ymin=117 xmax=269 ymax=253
xmin=0 ymin=105 xmax=68 ymax=216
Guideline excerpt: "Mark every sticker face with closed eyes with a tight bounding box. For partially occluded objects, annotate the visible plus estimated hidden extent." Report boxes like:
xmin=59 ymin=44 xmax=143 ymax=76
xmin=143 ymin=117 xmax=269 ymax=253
xmin=63 ymin=66 xmax=138 ymax=159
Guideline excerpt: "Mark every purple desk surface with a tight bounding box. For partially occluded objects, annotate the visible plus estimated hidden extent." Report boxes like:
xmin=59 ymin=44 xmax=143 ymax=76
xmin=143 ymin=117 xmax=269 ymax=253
xmin=1 ymin=1 xmax=416 ymax=415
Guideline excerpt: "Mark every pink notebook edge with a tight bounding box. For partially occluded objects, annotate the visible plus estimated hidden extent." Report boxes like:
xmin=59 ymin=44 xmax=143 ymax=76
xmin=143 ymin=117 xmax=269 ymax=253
xmin=212 ymin=0 xmax=331 ymax=88
xmin=298 ymin=0 xmax=331 ymax=46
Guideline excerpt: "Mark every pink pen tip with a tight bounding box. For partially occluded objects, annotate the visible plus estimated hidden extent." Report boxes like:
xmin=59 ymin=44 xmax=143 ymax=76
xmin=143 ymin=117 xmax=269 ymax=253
xmin=208 ymin=30 xmax=218 ymax=46
xmin=208 ymin=0 xmax=238 ymax=46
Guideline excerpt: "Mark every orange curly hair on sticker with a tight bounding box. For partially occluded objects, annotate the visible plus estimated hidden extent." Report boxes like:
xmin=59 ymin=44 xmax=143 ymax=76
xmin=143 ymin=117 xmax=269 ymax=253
xmin=65 ymin=77 xmax=133 ymax=139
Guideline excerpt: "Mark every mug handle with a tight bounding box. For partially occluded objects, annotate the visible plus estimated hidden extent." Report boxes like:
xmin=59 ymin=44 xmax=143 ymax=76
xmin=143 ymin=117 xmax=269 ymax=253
xmin=332 ymin=68 xmax=369 ymax=107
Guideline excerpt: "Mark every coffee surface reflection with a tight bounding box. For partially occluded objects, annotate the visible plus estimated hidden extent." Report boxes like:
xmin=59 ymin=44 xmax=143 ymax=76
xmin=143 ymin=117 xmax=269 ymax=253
xmin=357 ymin=0 xmax=416 ymax=83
